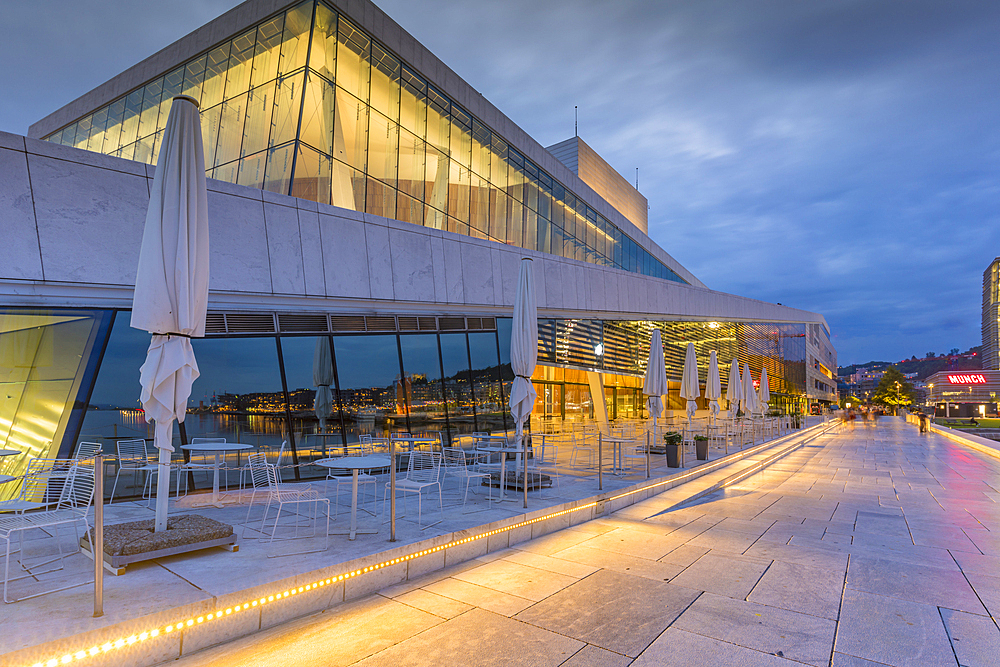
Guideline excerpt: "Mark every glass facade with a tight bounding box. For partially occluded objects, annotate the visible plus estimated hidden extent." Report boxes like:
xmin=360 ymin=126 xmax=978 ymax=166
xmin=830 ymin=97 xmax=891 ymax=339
xmin=0 ymin=308 xmax=112 ymax=501
xmin=0 ymin=306 xmax=806 ymax=497
xmin=42 ymin=0 xmax=684 ymax=284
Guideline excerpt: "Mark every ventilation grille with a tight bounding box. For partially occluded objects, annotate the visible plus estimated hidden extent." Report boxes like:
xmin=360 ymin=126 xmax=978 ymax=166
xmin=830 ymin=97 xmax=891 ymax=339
xmin=205 ymin=312 xmax=497 ymax=335
xmin=330 ymin=316 xmax=367 ymax=332
xmin=397 ymin=316 xmax=419 ymax=331
xmin=365 ymin=316 xmax=397 ymax=331
xmin=278 ymin=313 xmax=330 ymax=333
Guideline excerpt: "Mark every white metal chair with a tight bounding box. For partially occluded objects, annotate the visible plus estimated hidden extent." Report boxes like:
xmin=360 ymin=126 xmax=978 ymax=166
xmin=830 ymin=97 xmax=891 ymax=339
xmin=240 ymin=440 xmax=287 ymax=491
xmin=527 ymin=436 xmax=561 ymax=496
xmin=1 ymin=463 xmax=96 ymax=603
xmin=243 ymin=454 xmax=329 ymax=554
xmin=383 ymin=451 xmax=443 ymax=526
xmin=442 ymin=447 xmax=491 ymax=508
xmin=569 ymin=432 xmax=596 ymax=469
xmin=619 ymin=438 xmax=647 ymax=473
xmin=110 ymin=439 xmax=175 ymax=503
xmin=74 ymin=441 xmax=102 ymax=460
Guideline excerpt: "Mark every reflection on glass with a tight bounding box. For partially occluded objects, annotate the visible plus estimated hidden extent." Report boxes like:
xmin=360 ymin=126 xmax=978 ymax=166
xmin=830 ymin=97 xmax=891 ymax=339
xmin=1 ymin=308 xmax=109 ymax=501
xmin=333 ymin=335 xmax=402 ymax=438
xmin=439 ymin=334 xmax=472 ymax=438
xmin=468 ymin=332 xmax=506 ymax=432
xmin=45 ymin=0 xmax=684 ymax=284
xmin=399 ymin=335 xmax=445 ymax=436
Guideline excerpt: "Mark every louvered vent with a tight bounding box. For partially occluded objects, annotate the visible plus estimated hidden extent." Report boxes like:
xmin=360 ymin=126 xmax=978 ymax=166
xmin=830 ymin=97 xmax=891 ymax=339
xmin=205 ymin=313 xmax=227 ymax=335
xmin=439 ymin=317 xmax=465 ymax=330
xmin=365 ymin=316 xmax=397 ymax=331
xmin=397 ymin=316 xmax=419 ymax=331
xmin=330 ymin=316 xmax=367 ymax=332
xmin=277 ymin=313 xmax=329 ymax=333
xmin=481 ymin=317 xmax=496 ymax=330
xmin=224 ymin=313 xmax=276 ymax=333
xmin=466 ymin=317 xmax=482 ymax=330
xmin=418 ymin=317 xmax=437 ymax=330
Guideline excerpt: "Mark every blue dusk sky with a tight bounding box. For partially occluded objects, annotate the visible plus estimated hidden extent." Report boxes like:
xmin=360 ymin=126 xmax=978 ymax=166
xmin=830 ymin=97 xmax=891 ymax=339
xmin=2 ymin=0 xmax=997 ymax=366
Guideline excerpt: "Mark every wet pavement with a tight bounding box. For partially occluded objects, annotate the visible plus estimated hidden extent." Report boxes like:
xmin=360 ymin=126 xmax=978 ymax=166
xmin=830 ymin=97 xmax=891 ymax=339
xmin=170 ymin=418 xmax=1000 ymax=667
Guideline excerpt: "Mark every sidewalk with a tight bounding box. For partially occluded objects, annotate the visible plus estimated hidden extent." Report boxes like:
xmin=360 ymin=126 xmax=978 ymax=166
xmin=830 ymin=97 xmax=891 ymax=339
xmin=169 ymin=418 xmax=1000 ymax=666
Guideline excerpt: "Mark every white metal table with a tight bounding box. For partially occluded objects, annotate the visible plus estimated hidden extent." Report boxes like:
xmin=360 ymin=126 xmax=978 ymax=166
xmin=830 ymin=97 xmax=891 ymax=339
xmin=314 ymin=455 xmax=391 ymax=540
xmin=0 ymin=449 xmax=20 ymax=485
xmin=180 ymin=442 xmax=251 ymax=507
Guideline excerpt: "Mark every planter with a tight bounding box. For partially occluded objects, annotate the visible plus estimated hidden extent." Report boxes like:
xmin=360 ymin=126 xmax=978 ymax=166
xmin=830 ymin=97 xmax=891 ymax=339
xmin=665 ymin=443 xmax=681 ymax=468
xmin=694 ymin=437 xmax=709 ymax=460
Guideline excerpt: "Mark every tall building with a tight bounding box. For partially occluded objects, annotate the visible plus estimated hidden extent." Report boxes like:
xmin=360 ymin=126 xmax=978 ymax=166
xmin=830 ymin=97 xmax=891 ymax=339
xmin=1 ymin=0 xmax=834 ymax=489
xmin=983 ymin=257 xmax=1000 ymax=371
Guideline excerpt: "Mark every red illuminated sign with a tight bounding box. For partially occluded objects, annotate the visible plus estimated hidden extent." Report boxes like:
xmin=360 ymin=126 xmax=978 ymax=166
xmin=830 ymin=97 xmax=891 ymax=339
xmin=947 ymin=374 xmax=987 ymax=385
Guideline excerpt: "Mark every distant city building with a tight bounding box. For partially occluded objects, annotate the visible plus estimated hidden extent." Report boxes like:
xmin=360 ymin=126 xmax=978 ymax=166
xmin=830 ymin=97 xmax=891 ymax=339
xmin=983 ymin=258 xmax=1000 ymax=371
xmin=926 ymin=370 xmax=1000 ymax=418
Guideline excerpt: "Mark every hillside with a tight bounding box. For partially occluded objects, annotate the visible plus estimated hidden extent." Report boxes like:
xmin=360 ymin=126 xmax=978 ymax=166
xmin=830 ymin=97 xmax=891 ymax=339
xmin=839 ymin=347 xmax=982 ymax=382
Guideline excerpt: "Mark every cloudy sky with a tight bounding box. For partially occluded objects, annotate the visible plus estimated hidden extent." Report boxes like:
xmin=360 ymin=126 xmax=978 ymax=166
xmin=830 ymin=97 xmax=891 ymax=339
xmin=3 ymin=0 xmax=998 ymax=365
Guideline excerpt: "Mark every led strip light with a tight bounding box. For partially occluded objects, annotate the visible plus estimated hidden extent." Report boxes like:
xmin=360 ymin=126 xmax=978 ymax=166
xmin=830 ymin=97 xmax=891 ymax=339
xmin=25 ymin=425 xmax=828 ymax=667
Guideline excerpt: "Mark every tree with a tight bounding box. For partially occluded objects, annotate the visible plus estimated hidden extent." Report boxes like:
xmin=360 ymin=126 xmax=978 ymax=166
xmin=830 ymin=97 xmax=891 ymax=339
xmin=871 ymin=367 xmax=916 ymax=414
xmin=840 ymin=394 xmax=862 ymax=409
xmin=926 ymin=352 xmax=936 ymax=358
xmin=949 ymin=348 xmax=959 ymax=356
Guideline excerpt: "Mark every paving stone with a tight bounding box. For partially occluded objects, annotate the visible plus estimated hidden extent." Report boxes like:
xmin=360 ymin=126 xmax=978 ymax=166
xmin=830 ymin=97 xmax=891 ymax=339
xmin=514 ymin=569 xmax=700 ymax=657
xmin=422 ymin=577 xmax=534 ymax=616
xmin=354 ymin=608 xmax=583 ymax=667
xmin=940 ymin=607 xmax=1000 ymax=667
xmin=632 ymin=627 xmax=796 ymax=666
xmin=846 ymin=555 xmax=987 ymax=615
xmin=549 ymin=544 xmax=685 ymax=582
xmin=670 ymin=552 xmax=771 ymax=599
xmin=673 ymin=592 xmax=836 ymax=666
xmin=451 ymin=559 xmax=578 ymax=601
xmin=747 ymin=560 xmax=845 ymax=620
xmin=392 ymin=589 xmax=473 ymax=619
xmin=560 ymin=644 xmax=633 ymax=667
xmin=836 ymin=588 xmax=956 ymax=667
xmin=580 ymin=526 xmax=686 ymax=560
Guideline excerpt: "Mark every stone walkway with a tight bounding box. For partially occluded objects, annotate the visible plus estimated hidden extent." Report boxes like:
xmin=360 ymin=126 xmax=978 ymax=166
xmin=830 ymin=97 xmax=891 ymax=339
xmin=170 ymin=419 xmax=1000 ymax=666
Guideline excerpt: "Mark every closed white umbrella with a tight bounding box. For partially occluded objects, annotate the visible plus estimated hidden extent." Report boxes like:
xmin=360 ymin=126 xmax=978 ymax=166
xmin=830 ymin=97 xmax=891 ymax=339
xmin=726 ymin=358 xmax=743 ymax=417
xmin=131 ymin=96 xmax=209 ymax=532
xmin=680 ymin=342 xmax=700 ymax=428
xmin=313 ymin=338 xmax=334 ymax=432
xmin=759 ymin=367 xmax=771 ymax=415
xmin=643 ymin=329 xmax=668 ymax=439
xmin=509 ymin=258 xmax=537 ymax=508
xmin=741 ymin=363 xmax=759 ymax=417
xmin=705 ymin=350 xmax=722 ymax=424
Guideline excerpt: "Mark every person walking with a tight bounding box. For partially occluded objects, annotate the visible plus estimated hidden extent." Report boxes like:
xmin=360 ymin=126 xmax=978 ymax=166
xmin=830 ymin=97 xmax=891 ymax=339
xmin=918 ymin=412 xmax=927 ymax=434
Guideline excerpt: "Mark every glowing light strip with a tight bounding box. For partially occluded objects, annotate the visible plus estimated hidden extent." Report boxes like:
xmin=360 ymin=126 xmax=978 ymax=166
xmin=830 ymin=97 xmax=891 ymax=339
xmin=24 ymin=425 xmax=827 ymax=667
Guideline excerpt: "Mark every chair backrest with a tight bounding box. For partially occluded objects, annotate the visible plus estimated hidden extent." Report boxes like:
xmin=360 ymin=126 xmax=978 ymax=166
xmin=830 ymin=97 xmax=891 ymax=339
xmin=16 ymin=458 xmax=76 ymax=504
xmin=442 ymin=447 xmax=469 ymax=470
xmin=359 ymin=434 xmax=373 ymax=445
xmin=406 ymin=451 xmax=441 ymax=484
xmin=191 ymin=437 xmax=226 ymax=444
xmin=57 ymin=463 xmax=96 ymax=512
xmin=75 ymin=441 xmax=102 ymax=460
xmin=116 ymin=439 xmax=151 ymax=467
xmin=247 ymin=453 xmax=271 ymax=491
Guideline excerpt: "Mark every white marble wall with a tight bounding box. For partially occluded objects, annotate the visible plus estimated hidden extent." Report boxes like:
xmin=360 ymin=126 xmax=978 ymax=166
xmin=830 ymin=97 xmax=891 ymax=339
xmin=0 ymin=130 xmax=830 ymax=332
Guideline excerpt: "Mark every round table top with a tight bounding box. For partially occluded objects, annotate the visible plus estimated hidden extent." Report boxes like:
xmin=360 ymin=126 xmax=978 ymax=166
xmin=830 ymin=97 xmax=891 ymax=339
xmin=181 ymin=442 xmax=252 ymax=452
xmin=315 ymin=455 xmax=392 ymax=470
xmin=0 ymin=449 xmax=21 ymax=457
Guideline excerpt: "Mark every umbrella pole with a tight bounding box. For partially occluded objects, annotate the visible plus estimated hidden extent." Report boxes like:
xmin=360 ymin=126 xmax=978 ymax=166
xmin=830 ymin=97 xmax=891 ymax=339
xmin=154 ymin=420 xmax=173 ymax=532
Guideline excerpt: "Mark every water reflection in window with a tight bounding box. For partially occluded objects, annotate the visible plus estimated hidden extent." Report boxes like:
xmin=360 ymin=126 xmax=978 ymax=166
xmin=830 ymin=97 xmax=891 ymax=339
xmin=398 ymin=334 xmax=447 ymax=440
xmin=468 ymin=331 xmax=506 ymax=433
xmin=277 ymin=335 xmax=344 ymax=464
xmin=332 ymin=334 xmax=402 ymax=439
